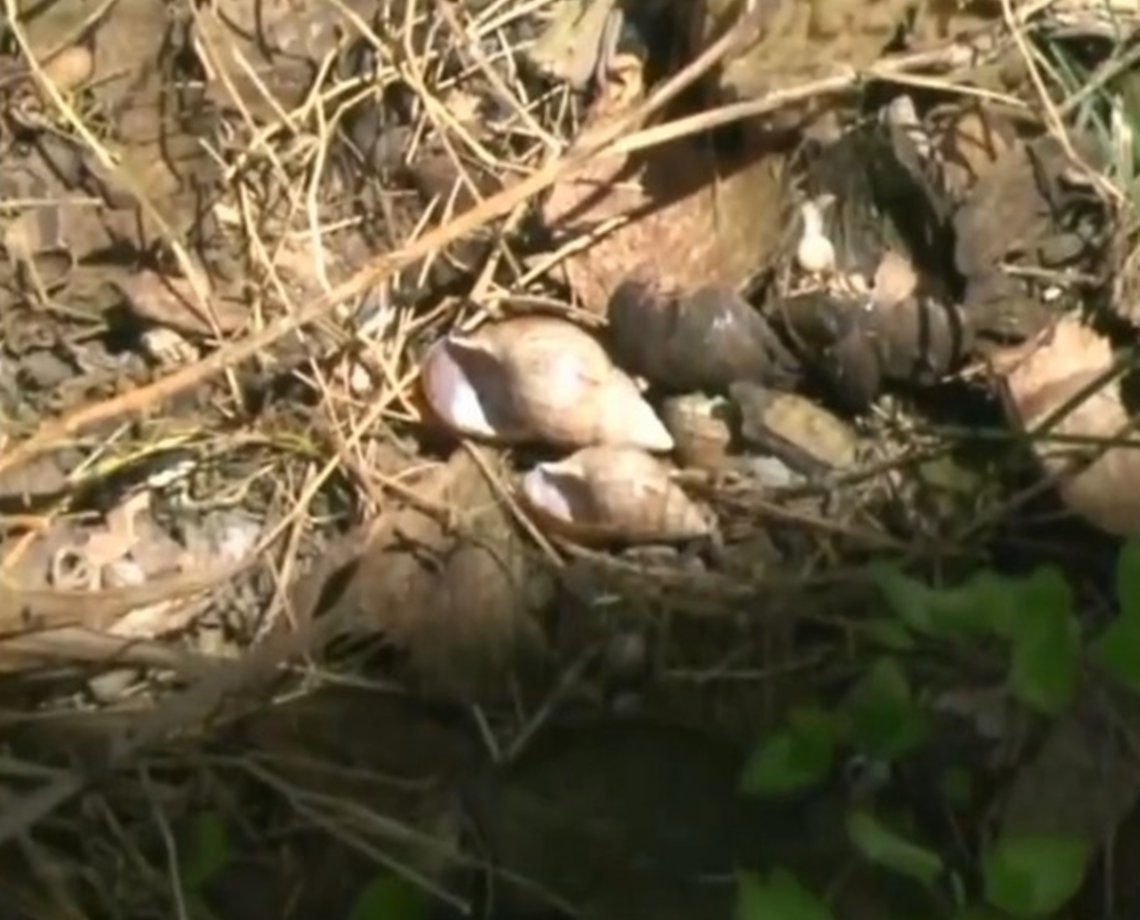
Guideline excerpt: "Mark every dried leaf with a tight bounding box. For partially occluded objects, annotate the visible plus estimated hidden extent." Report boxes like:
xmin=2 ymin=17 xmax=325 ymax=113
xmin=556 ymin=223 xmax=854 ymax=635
xmin=119 ymin=269 xmax=245 ymax=337
xmin=932 ymin=107 xmax=1017 ymax=201
xmin=334 ymin=451 xmax=548 ymax=701
xmin=541 ymin=51 xmax=787 ymax=314
xmin=997 ymin=316 xmax=1140 ymax=535
xmin=524 ymin=0 xmax=616 ymax=90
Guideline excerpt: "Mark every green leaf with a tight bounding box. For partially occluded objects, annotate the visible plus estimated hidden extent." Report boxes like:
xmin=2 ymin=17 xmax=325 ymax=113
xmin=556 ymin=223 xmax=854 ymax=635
xmin=846 ymin=809 xmax=943 ymax=888
xmin=346 ymin=875 xmax=429 ymax=920
xmin=179 ymin=810 xmax=230 ymax=890
xmin=952 ymin=570 xmax=1022 ymax=640
xmin=1093 ymin=616 xmax=1140 ymax=693
xmin=870 ymin=562 xmax=1023 ymax=639
xmin=740 ymin=707 xmax=838 ymax=797
xmin=869 ymin=562 xmax=939 ymax=633
xmin=1008 ymin=568 xmax=1079 ymax=714
xmin=939 ymin=767 xmax=974 ymax=810
xmin=951 ymin=910 xmax=1007 ymax=920
xmin=735 ymin=869 xmax=834 ymax=920
xmin=1117 ymin=535 xmax=1140 ymax=622
xmin=983 ymin=833 xmax=1090 ymax=918
xmin=862 ymin=617 xmax=917 ymax=650
xmin=844 ymin=658 xmax=929 ymax=760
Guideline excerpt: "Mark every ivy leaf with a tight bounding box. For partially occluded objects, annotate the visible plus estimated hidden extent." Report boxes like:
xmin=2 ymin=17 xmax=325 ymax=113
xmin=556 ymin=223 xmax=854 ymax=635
xmin=1092 ymin=615 xmax=1140 ymax=694
xmin=1116 ymin=535 xmax=1140 ymax=622
xmin=1008 ymin=567 xmax=1079 ymax=714
xmin=844 ymin=658 xmax=929 ymax=760
xmin=735 ymin=869 xmax=834 ymax=920
xmin=740 ymin=707 xmax=838 ymax=798
xmin=983 ymin=834 xmax=1090 ymax=918
xmin=346 ymin=875 xmax=429 ymax=920
xmin=846 ymin=809 xmax=944 ymax=888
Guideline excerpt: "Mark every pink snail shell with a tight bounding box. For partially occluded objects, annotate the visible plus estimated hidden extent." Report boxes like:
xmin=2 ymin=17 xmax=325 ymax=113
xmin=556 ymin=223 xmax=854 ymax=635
xmin=519 ymin=446 xmax=714 ymax=544
xmin=420 ymin=316 xmax=673 ymax=451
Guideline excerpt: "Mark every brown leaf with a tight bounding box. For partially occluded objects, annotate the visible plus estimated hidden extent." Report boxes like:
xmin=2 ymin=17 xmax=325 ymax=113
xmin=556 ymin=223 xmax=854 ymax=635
xmin=543 ymin=137 xmax=786 ymax=317
xmin=692 ymin=0 xmax=913 ymax=118
xmin=118 ymin=269 xmax=246 ymax=337
xmin=997 ymin=316 xmax=1140 ymax=535
xmin=334 ymin=450 xmax=549 ymax=702
xmin=1001 ymin=688 xmax=1140 ymax=846
xmin=539 ymin=43 xmax=788 ymax=315
xmin=931 ymin=106 xmax=1017 ymax=201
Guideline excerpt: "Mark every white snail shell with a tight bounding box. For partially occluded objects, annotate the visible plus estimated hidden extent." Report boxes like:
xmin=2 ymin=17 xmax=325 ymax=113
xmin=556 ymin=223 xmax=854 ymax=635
xmin=520 ymin=446 xmax=714 ymax=543
xmin=420 ymin=316 xmax=673 ymax=451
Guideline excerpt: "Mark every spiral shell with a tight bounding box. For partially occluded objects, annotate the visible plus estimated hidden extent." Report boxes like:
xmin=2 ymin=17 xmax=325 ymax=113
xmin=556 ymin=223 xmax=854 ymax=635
xmin=607 ymin=278 xmax=801 ymax=393
xmin=660 ymin=393 xmax=733 ymax=470
xmin=420 ymin=316 xmax=673 ymax=451
xmin=519 ymin=446 xmax=714 ymax=544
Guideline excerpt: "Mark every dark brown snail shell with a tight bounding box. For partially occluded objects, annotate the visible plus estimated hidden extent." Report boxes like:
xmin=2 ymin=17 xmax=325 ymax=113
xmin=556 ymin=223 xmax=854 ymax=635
xmin=607 ymin=278 xmax=802 ymax=394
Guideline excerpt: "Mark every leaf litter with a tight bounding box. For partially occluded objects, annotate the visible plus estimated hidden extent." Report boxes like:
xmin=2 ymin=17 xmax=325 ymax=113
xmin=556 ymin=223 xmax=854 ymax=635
xmin=2 ymin=0 xmax=1140 ymax=917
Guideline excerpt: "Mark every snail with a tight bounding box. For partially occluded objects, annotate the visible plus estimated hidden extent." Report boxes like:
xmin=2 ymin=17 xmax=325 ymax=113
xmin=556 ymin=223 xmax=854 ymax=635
xmin=420 ymin=316 xmax=673 ymax=451
xmin=519 ymin=446 xmax=714 ymax=544
xmin=607 ymin=277 xmax=802 ymax=393
xmin=729 ymin=381 xmax=859 ymax=478
xmin=660 ymin=393 xmax=734 ymax=470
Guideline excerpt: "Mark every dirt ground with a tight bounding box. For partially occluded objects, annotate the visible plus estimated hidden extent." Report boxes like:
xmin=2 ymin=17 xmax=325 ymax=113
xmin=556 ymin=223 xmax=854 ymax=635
xmin=2 ymin=1 xmax=1140 ymax=918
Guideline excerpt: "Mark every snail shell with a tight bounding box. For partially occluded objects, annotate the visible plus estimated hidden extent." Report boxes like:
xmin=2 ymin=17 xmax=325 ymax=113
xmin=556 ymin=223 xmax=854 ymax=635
xmin=420 ymin=316 xmax=673 ymax=451
xmin=607 ymin=278 xmax=801 ymax=393
xmin=520 ymin=446 xmax=714 ymax=544
xmin=660 ymin=393 xmax=733 ymax=470
xmin=730 ymin=382 xmax=858 ymax=477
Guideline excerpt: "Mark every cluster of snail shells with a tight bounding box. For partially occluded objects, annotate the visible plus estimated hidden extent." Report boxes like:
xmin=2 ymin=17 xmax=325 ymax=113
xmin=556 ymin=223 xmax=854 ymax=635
xmin=419 ymin=315 xmax=714 ymax=543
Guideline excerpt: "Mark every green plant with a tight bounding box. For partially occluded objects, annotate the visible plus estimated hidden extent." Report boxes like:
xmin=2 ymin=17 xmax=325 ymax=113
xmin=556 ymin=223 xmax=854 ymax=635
xmin=734 ymin=536 xmax=1140 ymax=919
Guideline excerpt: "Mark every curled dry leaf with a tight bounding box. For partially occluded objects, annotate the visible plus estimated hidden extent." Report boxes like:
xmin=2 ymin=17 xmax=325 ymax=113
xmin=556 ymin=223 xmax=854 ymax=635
xmin=997 ymin=316 xmax=1140 ymax=535
xmin=420 ymin=315 xmax=673 ymax=451
xmin=520 ymin=446 xmax=715 ymax=544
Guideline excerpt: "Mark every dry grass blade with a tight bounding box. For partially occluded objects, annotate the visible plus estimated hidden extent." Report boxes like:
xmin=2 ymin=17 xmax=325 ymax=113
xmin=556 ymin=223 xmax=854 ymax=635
xmin=0 ymin=1 xmax=758 ymax=477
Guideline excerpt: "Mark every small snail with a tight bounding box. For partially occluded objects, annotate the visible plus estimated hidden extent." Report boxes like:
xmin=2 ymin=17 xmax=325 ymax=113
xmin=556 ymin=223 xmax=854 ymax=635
xmin=420 ymin=316 xmax=673 ymax=451
xmin=519 ymin=446 xmax=714 ymax=544
xmin=660 ymin=393 xmax=734 ymax=470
